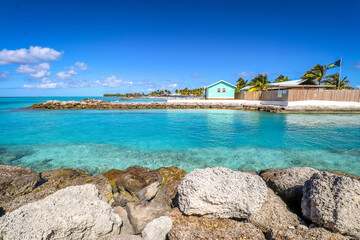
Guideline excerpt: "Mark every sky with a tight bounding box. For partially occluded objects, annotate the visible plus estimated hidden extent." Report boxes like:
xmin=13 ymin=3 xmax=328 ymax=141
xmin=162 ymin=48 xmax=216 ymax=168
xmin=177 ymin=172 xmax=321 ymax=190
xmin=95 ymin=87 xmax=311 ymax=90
xmin=0 ymin=0 xmax=359 ymax=96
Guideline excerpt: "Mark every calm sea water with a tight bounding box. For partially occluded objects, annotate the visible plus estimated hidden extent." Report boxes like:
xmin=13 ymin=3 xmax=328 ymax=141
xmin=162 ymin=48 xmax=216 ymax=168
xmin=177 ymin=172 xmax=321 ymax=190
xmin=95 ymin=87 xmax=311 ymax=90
xmin=0 ymin=97 xmax=359 ymax=175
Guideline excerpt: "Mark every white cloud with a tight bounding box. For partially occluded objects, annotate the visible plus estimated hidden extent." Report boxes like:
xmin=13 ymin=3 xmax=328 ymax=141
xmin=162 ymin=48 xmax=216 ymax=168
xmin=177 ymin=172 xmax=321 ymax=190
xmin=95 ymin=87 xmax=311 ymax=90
xmin=102 ymin=75 xmax=133 ymax=87
xmin=74 ymin=62 xmax=88 ymax=71
xmin=353 ymin=61 xmax=360 ymax=70
xmin=56 ymin=69 xmax=78 ymax=80
xmin=231 ymin=72 xmax=257 ymax=77
xmin=0 ymin=46 xmax=62 ymax=65
xmin=14 ymin=63 xmax=51 ymax=79
xmin=0 ymin=71 xmax=10 ymax=81
xmin=191 ymin=73 xmax=204 ymax=78
xmin=162 ymin=83 xmax=178 ymax=90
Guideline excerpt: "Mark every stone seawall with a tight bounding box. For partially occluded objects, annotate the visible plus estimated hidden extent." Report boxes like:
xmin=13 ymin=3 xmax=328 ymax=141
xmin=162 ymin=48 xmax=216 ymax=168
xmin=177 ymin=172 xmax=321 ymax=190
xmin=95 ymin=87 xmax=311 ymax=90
xmin=27 ymin=99 xmax=360 ymax=113
xmin=1 ymin=165 xmax=359 ymax=239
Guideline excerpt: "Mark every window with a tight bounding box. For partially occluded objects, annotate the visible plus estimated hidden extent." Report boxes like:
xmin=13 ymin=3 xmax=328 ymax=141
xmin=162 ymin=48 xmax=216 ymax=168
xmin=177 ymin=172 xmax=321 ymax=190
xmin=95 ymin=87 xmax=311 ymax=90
xmin=222 ymin=88 xmax=226 ymax=92
xmin=217 ymin=88 xmax=221 ymax=92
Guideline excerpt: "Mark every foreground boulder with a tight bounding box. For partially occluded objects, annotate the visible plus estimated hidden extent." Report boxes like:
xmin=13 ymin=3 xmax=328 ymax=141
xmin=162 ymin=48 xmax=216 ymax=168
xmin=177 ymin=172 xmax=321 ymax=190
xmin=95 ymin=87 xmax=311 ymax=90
xmin=249 ymin=189 xmax=303 ymax=232
xmin=142 ymin=216 xmax=173 ymax=240
xmin=302 ymin=172 xmax=360 ymax=239
xmin=178 ymin=167 xmax=268 ymax=218
xmin=167 ymin=208 xmax=265 ymax=240
xmin=267 ymin=226 xmax=351 ymax=240
xmin=0 ymin=165 xmax=40 ymax=199
xmin=0 ymin=185 xmax=122 ymax=240
xmin=260 ymin=167 xmax=319 ymax=211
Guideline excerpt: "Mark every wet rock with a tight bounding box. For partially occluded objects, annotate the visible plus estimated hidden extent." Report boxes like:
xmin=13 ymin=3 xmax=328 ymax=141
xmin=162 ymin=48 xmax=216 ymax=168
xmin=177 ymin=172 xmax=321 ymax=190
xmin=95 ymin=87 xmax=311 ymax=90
xmin=302 ymin=171 xmax=360 ymax=239
xmin=156 ymin=166 xmax=186 ymax=186
xmin=0 ymin=165 xmax=40 ymax=198
xmin=267 ymin=227 xmax=351 ymax=240
xmin=126 ymin=201 xmax=170 ymax=234
xmin=260 ymin=167 xmax=319 ymax=211
xmin=142 ymin=216 xmax=173 ymax=240
xmin=249 ymin=189 xmax=303 ymax=233
xmin=137 ymin=181 xmax=160 ymax=201
xmin=178 ymin=167 xmax=268 ymax=219
xmin=0 ymin=185 xmax=122 ymax=240
xmin=167 ymin=208 xmax=265 ymax=240
xmin=113 ymin=206 xmax=135 ymax=235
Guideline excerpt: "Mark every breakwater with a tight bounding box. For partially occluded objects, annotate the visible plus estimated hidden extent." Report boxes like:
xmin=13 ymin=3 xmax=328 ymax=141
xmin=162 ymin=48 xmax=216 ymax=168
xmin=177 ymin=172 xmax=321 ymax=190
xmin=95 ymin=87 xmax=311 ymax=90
xmin=0 ymin=165 xmax=359 ymax=239
xmin=27 ymin=99 xmax=360 ymax=113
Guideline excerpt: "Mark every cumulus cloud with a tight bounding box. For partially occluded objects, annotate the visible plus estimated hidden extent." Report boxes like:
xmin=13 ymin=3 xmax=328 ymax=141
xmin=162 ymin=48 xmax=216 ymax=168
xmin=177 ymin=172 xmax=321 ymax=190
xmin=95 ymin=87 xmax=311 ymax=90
xmin=14 ymin=63 xmax=51 ymax=79
xmin=56 ymin=69 xmax=78 ymax=80
xmin=74 ymin=62 xmax=88 ymax=71
xmin=0 ymin=46 xmax=62 ymax=65
xmin=0 ymin=71 xmax=10 ymax=81
xmin=231 ymin=71 xmax=280 ymax=78
xmin=353 ymin=61 xmax=360 ymax=70
xmin=191 ymin=73 xmax=204 ymax=78
xmin=165 ymin=83 xmax=178 ymax=89
xmin=102 ymin=75 xmax=133 ymax=87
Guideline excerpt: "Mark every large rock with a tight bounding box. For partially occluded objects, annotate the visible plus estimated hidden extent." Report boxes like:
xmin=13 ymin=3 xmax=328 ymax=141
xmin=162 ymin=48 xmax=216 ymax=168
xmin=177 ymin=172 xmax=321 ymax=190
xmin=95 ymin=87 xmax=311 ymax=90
xmin=260 ymin=167 xmax=319 ymax=211
xmin=0 ymin=165 xmax=40 ymax=198
xmin=167 ymin=208 xmax=265 ymax=240
xmin=0 ymin=185 xmax=122 ymax=240
xmin=126 ymin=201 xmax=170 ymax=234
xmin=302 ymin=171 xmax=360 ymax=239
xmin=178 ymin=167 xmax=268 ymax=219
xmin=267 ymin=227 xmax=351 ymax=240
xmin=113 ymin=206 xmax=135 ymax=235
xmin=142 ymin=216 xmax=173 ymax=240
xmin=137 ymin=181 xmax=160 ymax=201
xmin=249 ymin=189 xmax=303 ymax=232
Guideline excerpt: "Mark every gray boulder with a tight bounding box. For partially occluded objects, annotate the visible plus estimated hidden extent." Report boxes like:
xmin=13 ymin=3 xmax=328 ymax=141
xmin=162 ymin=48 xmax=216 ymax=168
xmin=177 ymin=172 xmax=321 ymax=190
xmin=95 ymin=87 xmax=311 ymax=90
xmin=302 ymin=171 xmax=360 ymax=239
xmin=260 ymin=167 xmax=319 ymax=211
xmin=126 ymin=201 xmax=170 ymax=234
xmin=142 ymin=216 xmax=173 ymax=240
xmin=137 ymin=181 xmax=160 ymax=201
xmin=178 ymin=167 xmax=268 ymax=219
xmin=0 ymin=184 xmax=122 ymax=240
xmin=0 ymin=165 xmax=40 ymax=198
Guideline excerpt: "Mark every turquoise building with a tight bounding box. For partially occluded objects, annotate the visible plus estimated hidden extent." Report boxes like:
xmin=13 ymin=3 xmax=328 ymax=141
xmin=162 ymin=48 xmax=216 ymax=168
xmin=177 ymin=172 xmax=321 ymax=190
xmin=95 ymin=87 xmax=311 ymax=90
xmin=205 ymin=80 xmax=236 ymax=99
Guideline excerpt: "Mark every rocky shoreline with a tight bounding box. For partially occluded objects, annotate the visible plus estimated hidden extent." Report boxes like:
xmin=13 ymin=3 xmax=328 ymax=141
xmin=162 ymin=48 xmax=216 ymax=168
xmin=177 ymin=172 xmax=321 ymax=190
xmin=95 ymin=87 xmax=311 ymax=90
xmin=27 ymin=99 xmax=360 ymax=113
xmin=1 ymin=165 xmax=359 ymax=239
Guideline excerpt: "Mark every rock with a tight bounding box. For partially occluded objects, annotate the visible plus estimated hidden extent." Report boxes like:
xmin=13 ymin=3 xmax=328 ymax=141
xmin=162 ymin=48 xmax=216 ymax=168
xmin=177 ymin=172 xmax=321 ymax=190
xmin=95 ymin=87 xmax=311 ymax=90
xmin=97 ymin=234 xmax=143 ymax=240
xmin=301 ymin=171 xmax=360 ymax=239
xmin=156 ymin=166 xmax=186 ymax=186
xmin=167 ymin=208 xmax=265 ymax=240
xmin=267 ymin=227 xmax=351 ymax=240
xmin=137 ymin=181 xmax=160 ymax=201
xmin=126 ymin=201 xmax=170 ymax=234
xmin=142 ymin=216 xmax=173 ymax=240
xmin=112 ymin=193 xmax=130 ymax=207
xmin=178 ymin=167 xmax=268 ymax=219
xmin=113 ymin=206 xmax=135 ymax=235
xmin=0 ymin=185 xmax=122 ymax=240
xmin=152 ymin=179 xmax=181 ymax=207
xmin=249 ymin=189 xmax=303 ymax=232
xmin=260 ymin=167 xmax=319 ymax=211
xmin=0 ymin=165 xmax=40 ymax=198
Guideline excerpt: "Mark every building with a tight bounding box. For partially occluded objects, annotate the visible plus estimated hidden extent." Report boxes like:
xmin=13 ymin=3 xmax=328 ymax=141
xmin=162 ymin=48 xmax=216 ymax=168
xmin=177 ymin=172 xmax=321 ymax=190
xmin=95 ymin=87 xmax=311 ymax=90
xmin=240 ymin=79 xmax=325 ymax=92
xmin=205 ymin=80 xmax=236 ymax=99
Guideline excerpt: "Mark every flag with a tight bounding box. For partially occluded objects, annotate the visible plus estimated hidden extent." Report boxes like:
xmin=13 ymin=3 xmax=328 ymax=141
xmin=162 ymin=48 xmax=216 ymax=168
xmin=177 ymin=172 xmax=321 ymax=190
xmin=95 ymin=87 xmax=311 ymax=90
xmin=327 ymin=59 xmax=341 ymax=69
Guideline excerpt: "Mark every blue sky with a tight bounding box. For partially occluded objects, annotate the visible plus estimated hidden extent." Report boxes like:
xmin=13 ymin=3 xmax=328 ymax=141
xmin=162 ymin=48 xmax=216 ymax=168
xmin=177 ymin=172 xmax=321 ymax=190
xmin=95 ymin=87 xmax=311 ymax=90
xmin=0 ymin=0 xmax=359 ymax=96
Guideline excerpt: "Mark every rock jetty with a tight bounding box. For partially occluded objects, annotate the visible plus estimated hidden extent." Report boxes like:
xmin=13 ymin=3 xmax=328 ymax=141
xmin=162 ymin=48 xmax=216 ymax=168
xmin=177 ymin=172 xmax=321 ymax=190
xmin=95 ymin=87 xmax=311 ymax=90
xmin=0 ymin=165 xmax=359 ymax=239
xmin=27 ymin=99 xmax=360 ymax=113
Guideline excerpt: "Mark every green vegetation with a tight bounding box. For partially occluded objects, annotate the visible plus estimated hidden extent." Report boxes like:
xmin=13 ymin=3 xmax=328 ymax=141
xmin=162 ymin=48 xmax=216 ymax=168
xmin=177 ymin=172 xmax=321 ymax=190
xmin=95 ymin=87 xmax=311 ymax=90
xmin=273 ymin=75 xmax=290 ymax=82
xmin=300 ymin=64 xmax=328 ymax=85
xmin=104 ymin=87 xmax=204 ymax=97
xmin=235 ymin=78 xmax=248 ymax=92
xmin=323 ymin=73 xmax=354 ymax=90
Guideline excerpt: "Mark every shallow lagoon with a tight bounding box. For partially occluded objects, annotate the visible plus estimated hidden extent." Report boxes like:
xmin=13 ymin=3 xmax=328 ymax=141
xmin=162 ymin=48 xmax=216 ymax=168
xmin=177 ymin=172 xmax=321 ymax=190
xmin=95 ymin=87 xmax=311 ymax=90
xmin=0 ymin=97 xmax=359 ymax=175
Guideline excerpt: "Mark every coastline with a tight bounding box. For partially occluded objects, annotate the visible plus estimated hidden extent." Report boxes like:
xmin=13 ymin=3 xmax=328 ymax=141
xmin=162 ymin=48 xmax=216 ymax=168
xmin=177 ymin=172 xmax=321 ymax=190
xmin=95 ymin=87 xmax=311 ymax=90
xmin=27 ymin=99 xmax=360 ymax=113
xmin=1 ymin=164 xmax=359 ymax=239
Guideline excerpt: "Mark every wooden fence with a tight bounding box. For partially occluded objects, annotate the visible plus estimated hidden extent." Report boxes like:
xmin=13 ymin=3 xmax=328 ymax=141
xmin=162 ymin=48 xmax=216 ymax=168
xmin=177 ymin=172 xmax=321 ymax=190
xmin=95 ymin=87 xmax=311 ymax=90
xmin=236 ymin=89 xmax=360 ymax=102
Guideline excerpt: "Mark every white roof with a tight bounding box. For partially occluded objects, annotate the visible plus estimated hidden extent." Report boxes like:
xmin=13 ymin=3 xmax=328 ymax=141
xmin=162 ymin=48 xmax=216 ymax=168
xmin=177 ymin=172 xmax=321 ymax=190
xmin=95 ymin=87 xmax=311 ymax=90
xmin=205 ymin=80 xmax=236 ymax=89
xmin=240 ymin=79 xmax=315 ymax=90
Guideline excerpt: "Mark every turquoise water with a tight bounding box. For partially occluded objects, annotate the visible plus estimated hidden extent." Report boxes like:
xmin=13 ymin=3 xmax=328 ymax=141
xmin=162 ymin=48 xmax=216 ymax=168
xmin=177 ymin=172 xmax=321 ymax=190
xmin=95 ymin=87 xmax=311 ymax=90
xmin=0 ymin=97 xmax=359 ymax=175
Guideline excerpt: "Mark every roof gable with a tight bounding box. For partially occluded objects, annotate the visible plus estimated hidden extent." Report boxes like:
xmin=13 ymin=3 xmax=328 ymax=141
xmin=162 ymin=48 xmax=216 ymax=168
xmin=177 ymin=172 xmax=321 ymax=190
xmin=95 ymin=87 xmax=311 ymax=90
xmin=206 ymin=80 xmax=236 ymax=89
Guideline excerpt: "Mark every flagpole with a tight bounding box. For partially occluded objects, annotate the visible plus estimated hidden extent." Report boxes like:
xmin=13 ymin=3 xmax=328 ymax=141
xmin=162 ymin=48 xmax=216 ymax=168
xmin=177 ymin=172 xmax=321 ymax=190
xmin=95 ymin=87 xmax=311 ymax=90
xmin=338 ymin=57 xmax=342 ymax=90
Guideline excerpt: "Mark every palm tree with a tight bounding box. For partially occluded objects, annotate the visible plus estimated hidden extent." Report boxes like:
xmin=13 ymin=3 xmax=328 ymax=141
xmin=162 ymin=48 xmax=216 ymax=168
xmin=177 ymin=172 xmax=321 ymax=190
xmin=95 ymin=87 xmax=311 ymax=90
xmin=274 ymin=75 xmax=290 ymax=83
xmin=323 ymin=73 xmax=353 ymax=90
xmin=249 ymin=74 xmax=270 ymax=86
xmin=301 ymin=64 xmax=327 ymax=85
xmin=235 ymin=77 xmax=248 ymax=92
